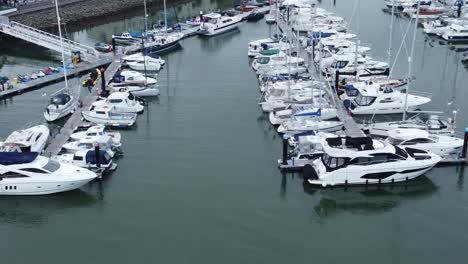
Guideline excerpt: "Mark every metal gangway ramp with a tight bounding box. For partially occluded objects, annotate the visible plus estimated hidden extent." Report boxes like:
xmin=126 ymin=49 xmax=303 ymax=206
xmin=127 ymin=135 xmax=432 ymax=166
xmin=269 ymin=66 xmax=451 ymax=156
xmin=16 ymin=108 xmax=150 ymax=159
xmin=0 ymin=16 xmax=99 ymax=62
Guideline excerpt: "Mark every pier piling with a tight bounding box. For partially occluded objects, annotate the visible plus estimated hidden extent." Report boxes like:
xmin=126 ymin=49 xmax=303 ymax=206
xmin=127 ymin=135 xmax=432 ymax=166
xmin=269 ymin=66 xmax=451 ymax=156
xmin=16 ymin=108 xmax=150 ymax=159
xmin=462 ymin=127 xmax=468 ymax=159
xmin=282 ymin=134 xmax=289 ymax=165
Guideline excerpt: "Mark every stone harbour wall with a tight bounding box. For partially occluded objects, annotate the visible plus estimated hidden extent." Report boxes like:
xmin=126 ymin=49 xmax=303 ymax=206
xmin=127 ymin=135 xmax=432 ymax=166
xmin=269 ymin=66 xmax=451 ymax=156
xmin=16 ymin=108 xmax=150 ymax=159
xmin=9 ymin=0 xmax=187 ymax=29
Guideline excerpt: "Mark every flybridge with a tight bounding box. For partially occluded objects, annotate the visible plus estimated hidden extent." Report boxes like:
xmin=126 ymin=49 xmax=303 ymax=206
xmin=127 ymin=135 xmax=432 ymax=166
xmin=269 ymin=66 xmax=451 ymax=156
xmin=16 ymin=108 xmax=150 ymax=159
xmin=0 ymin=16 xmax=100 ymax=62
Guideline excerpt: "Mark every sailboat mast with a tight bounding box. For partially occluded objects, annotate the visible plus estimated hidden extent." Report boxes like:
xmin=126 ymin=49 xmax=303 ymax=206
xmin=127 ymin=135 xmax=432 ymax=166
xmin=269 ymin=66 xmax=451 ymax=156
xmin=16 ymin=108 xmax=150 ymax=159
xmin=54 ymin=0 xmax=68 ymax=91
xmin=354 ymin=0 xmax=360 ymax=82
xmin=143 ymin=0 xmax=148 ymax=34
xmin=164 ymin=0 xmax=168 ymax=32
xmin=387 ymin=0 xmax=395 ymax=78
xmin=402 ymin=1 xmax=420 ymax=121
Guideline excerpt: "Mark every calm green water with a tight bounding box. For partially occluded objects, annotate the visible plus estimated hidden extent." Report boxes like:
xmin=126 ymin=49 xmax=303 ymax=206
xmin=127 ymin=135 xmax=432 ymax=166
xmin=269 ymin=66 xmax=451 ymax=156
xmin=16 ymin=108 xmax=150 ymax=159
xmin=1 ymin=0 xmax=468 ymax=263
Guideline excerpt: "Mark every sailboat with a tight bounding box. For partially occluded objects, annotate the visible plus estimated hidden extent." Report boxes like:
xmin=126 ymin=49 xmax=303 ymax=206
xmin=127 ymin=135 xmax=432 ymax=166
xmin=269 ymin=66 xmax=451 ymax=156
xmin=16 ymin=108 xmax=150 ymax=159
xmin=140 ymin=0 xmax=183 ymax=54
xmin=43 ymin=0 xmax=78 ymax=122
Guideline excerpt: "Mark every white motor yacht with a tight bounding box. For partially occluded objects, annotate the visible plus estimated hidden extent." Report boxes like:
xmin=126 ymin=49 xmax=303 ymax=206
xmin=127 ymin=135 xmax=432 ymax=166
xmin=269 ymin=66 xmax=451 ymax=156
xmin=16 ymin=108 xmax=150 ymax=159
xmin=321 ymin=53 xmax=390 ymax=79
xmin=82 ymin=107 xmax=137 ymax=128
xmin=278 ymin=133 xmax=383 ymax=170
xmin=441 ymin=24 xmax=468 ymax=42
xmin=252 ymin=51 xmax=305 ymax=72
xmin=304 ymin=137 xmax=441 ymax=187
xmin=0 ymin=125 xmax=49 ymax=153
xmin=341 ymin=82 xmax=431 ymax=115
xmin=92 ymin=92 xmax=144 ymax=114
xmin=199 ymin=13 xmax=242 ymax=36
xmin=386 ymin=129 xmax=463 ymax=158
xmin=365 ymin=113 xmax=456 ymax=137
xmin=0 ymin=152 xmax=97 ymax=195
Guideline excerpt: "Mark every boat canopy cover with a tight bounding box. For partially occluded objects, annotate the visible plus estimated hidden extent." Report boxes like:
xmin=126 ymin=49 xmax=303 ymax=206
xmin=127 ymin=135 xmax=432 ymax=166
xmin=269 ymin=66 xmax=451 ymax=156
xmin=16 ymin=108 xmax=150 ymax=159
xmin=129 ymin=31 xmax=144 ymax=38
xmin=260 ymin=49 xmax=280 ymax=56
xmin=85 ymin=150 xmax=111 ymax=165
xmin=326 ymin=137 xmax=374 ymax=151
xmin=51 ymin=93 xmax=71 ymax=105
xmin=0 ymin=152 xmax=39 ymax=165
xmin=294 ymin=108 xmax=321 ymax=117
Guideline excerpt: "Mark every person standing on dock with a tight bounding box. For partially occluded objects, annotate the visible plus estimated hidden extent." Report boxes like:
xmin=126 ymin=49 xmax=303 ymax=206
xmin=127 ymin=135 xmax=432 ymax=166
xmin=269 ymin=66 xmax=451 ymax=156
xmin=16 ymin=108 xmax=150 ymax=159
xmin=100 ymin=67 xmax=107 ymax=97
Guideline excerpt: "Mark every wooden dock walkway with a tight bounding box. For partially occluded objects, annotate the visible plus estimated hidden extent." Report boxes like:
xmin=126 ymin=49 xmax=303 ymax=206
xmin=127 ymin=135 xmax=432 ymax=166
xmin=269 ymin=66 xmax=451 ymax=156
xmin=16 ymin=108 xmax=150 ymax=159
xmin=276 ymin=13 xmax=365 ymax=138
xmin=44 ymin=53 xmax=123 ymax=156
xmin=0 ymin=58 xmax=111 ymax=99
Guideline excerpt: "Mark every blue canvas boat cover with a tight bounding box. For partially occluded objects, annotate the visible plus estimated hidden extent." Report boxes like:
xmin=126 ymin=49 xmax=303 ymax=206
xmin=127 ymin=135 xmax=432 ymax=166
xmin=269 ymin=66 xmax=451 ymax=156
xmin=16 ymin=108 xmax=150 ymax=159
xmin=0 ymin=152 xmax=39 ymax=165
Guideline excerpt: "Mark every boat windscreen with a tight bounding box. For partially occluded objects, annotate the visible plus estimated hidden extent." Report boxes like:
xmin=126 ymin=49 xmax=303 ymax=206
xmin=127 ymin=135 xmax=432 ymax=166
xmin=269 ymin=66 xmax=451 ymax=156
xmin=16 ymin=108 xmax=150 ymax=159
xmin=42 ymin=159 xmax=61 ymax=172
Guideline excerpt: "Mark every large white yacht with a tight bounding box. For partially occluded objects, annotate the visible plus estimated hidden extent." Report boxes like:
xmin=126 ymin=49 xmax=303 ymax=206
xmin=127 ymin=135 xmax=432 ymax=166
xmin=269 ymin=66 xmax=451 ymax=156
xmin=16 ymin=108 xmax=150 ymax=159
xmin=341 ymin=82 xmax=431 ymax=115
xmin=364 ymin=113 xmax=456 ymax=137
xmin=304 ymin=137 xmax=441 ymax=187
xmin=0 ymin=152 xmax=97 ymax=195
xmin=386 ymin=129 xmax=464 ymax=158
xmin=0 ymin=125 xmax=49 ymax=153
xmin=199 ymin=13 xmax=242 ymax=36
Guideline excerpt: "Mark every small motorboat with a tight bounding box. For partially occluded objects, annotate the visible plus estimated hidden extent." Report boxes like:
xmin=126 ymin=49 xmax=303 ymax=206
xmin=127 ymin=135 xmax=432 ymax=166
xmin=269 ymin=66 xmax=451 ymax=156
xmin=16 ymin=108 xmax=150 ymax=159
xmin=122 ymin=53 xmax=165 ymax=65
xmin=94 ymin=42 xmax=113 ymax=52
xmin=52 ymin=150 xmax=117 ymax=172
xmin=62 ymin=134 xmax=121 ymax=157
xmin=70 ymin=125 xmax=122 ymax=145
xmin=109 ymin=85 xmax=160 ymax=97
xmin=246 ymin=10 xmax=265 ymax=22
xmin=82 ymin=106 xmax=137 ymax=128
xmin=111 ymin=71 xmax=158 ymax=86
xmin=265 ymin=13 xmax=276 ymax=24
xmin=186 ymin=15 xmax=203 ymax=26
xmin=112 ymin=32 xmax=139 ymax=45
xmin=92 ymin=92 xmax=145 ymax=114
xmin=127 ymin=61 xmax=161 ymax=72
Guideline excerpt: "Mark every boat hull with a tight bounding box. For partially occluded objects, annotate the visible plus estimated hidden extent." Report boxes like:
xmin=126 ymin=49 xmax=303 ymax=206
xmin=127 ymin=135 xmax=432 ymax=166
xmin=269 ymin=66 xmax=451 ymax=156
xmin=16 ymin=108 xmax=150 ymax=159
xmin=0 ymin=178 xmax=95 ymax=195
xmin=199 ymin=23 xmax=239 ymax=36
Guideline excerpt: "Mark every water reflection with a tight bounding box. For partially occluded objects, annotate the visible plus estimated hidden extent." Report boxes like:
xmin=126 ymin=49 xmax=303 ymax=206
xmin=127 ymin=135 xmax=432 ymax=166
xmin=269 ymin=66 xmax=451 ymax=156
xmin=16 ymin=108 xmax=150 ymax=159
xmin=302 ymin=177 xmax=438 ymax=218
xmin=0 ymin=190 xmax=98 ymax=228
xmin=198 ymin=28 xmax=241 ymax=52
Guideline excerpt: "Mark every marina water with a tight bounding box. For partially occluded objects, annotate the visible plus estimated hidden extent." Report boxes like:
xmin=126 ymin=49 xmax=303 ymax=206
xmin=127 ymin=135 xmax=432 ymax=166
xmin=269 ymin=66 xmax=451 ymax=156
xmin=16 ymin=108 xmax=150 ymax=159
xmin=1 ymin=0 xmax=468 ymax=263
